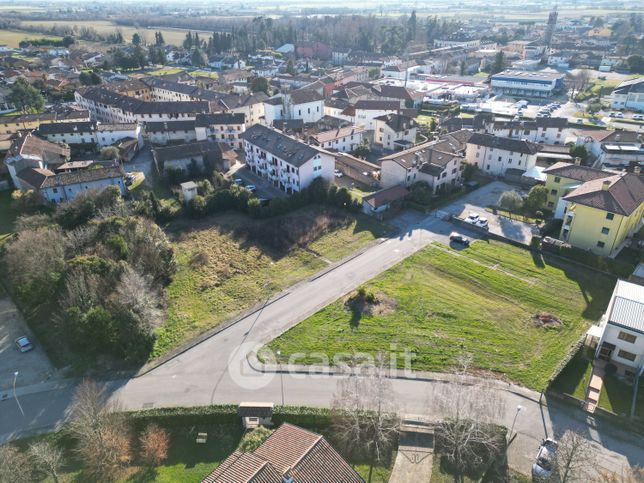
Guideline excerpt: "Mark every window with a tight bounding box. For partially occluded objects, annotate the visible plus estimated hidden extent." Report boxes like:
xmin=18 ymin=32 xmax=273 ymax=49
xmin=618 ymin=331 xmax=637 ymax=343
xmin=497 ymin=156 xmax=502 ymax=161
xmin=554 ymin=176 xmax=561 ymax=183
xmin=617 ymin=350 xmax=636 ymax=362
xmin=606 ymin=212 xmax=614 ymax=220
xmin=550 ymin=189 xmax=557 ymax=195
xmin=601 ymin=227 xmax=610 ymax=235
xmin=597 ymin=241 xmax=605 ymax=248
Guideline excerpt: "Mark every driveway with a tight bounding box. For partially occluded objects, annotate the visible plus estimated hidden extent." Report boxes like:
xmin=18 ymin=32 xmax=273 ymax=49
xmin=441 ymin=181 xmax=539 ymax=245
xmin=129 ymin=146 xmax=154 ymax=178
xmin=228 ymin=164 xmax=286 ymax=200
xmin=0 ymin=297 xmax=56 ymax=394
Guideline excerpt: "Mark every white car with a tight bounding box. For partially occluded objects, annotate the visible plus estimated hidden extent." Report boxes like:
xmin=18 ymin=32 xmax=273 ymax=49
xmin=532 ymin=438 xmax=558 ymax=481
xmin=633 ymin=114 xmax=644 ymax=120
xmin=334 ymin=169 xmax=343 ymax=178
xmin=465 ymin=213 xmax=479 ymax=224
xmin=615 ymin=112 xmax=624 ymax=118
xmin=476 ymin=217 xmax=489 ymax=229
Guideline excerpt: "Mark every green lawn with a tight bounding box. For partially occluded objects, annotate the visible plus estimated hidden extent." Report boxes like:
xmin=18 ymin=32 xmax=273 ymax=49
xmin=551 ymin=347 xmax=594 ymax=399
xmin=599 ymin=375 xmax=644 ymax=418
xmin=152 ymin=208 xmax=389 ymax=357
xmin=0 ymin=29 xmax=62 ymax=48
xmin=266 ymin=240 xmax=614 ymax=389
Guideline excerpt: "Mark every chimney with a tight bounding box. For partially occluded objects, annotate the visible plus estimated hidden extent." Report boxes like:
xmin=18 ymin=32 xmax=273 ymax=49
xmin=602 ymin=180 xmax=611 ymax=191
xmin=574 ymin=157 xmax=581 ymax=165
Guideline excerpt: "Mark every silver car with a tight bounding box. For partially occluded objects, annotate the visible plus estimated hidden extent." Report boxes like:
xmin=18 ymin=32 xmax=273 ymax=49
xmin=532 ymin=438 xmax=558 ymax=481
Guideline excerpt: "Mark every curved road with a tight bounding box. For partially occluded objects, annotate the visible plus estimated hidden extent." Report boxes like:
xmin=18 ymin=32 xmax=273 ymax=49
xmin=1 ymin=212 xmax=643 ymax=476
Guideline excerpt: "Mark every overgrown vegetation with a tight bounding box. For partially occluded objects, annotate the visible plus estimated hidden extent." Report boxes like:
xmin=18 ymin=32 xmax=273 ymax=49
xmin=267 ymin=240 xmax=615 ymax=389
xmin=2 ymin=187 xmax=175 ymax=367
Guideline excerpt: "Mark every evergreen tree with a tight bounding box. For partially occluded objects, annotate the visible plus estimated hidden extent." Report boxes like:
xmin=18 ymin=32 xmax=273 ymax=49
xmin=407 ymin=10 xmax=417 ymax=42
xmin=132 ymin=33 xmax=141 ymax=46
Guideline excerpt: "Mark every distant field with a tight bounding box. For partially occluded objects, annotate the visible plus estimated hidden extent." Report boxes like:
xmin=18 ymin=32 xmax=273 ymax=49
xmin=0 ymin=29 xmax=62 ymax=48
xmin=21 ymin=20 xmax=212 ymax=46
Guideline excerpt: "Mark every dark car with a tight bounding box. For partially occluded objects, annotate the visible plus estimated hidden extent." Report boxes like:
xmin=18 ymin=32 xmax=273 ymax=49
xmin=449 ymin=232 xmax=470 ymax=246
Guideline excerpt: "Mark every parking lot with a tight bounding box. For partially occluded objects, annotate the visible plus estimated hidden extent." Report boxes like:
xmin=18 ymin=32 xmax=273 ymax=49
xmin=440 ymin=181 xmax=539 ymax=245
xmin=0 ymin=297 xmax=56 ymax=394
xmin=228 ymin=164 xmax=287 ymax=200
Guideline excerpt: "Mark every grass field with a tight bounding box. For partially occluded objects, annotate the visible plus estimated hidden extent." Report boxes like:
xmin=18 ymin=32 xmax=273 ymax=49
xmin=266 ymin=240 xmax=614 ymax=389
xmin=598 ymin=374 xmax=643 ymax=418
xmin=20 ymin=20 xmax=212 ymax=46
xmin=551 ymin=347 xmax=594 ymax=400
xmin=152 ymin=207 xmax=389 ymax=357
xmin=0 ymin=29 xmax=62 ymax=48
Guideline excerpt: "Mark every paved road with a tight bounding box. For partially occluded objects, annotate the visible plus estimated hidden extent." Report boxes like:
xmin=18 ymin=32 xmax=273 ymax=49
xmin=1 ymin=211 xmax=643 ymax=476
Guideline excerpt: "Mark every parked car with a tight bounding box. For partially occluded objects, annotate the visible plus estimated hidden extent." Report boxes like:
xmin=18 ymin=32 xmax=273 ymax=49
xmin=465 ymin=213 xmax=479 ymax=223
xmin=334 ymin=169 xmax=343 ymax=178
xmin=532 ymin=438 xmax=558 ymax=481
xmin=15 ymin=336 xmax=34 ymax=353
xmin=233 ymin=178 xmax=243 ymax=185
xmin=476 ymin=217 xmax=489 ymax=229
xmin=449 ymin=232 xmax=470 ymax=246
xmin=616 ymin=112 xmax=624 ymax=118
xmin=245 ymin=184 xmax=257 ymax=193
xmin=609 ymin=112 xmax=616 ymax=117
xmin=633 ymin=114 xmax=644 ymax=120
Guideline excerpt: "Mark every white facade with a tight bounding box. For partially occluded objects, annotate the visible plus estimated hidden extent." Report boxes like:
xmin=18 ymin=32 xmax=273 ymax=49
xmin=42 ymin=176 xmax=126 ymax=203
xmin=465 ymin=142 xmax=538 ymax=176
xmin=355 ymin=107 xmax=399 ymax=131
xmin=373 ymin=119 xmax=417 ymax=152
xmin=147 ymin=127 xmax=197 ymax=146
xmin=313 ymin=127 xmax=364 ymax=153
xmin=195 ymin=123 xmax=245 ymax=149
xmin=380 ymin=155 xmax=462 ymax=193
xmin=243 ymin=137 xmax=334 ymax=193
xmin=611 ymin=79 xmax=644 ymax=112
xmin=593 ymin=280 xmax=644 ymax=377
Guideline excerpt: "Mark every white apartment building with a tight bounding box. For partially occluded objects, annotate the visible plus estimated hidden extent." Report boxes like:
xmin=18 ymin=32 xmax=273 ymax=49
xmin=195 ymin=113 xmax=246 ymax=149
xmin=242 ymin=124 xmax=334 ymax=194
xmin=476 ymin=115 xmax=569 ymax=145
xmin=37 ymin=121 xmax=143 ymax=148
xmin=145 ymin=120 xmax=197 ymax=146
xmin=373 ymin=114 xmax=418 ymax=152
xmin=352 ymin=100 xmax=403 ymax=131
xmin=465 ymin=133 xmax=539 ymax=176
xmin=611 ymin=78 xmax=644 ymax=112
xmin=264 ymin=89 xmax=325 ymax=125
xmin=310 ymin=126 xmax=365 ymax=153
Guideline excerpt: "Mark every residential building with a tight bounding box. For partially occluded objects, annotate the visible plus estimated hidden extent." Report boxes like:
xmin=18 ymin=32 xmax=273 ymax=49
xmin=242 ymin=124 xmax=335 ymax=194
xmin=0 ymin=110 xmax=91 ymax=135
xmin=37 ymin=121 xmax=143 ymax=148
xmin=611 ymin=78 xmax=644 ymax=112
xmin=373 ymin=113 xmax=418 ymax=152
xmin=542 ymin=161 xmax=614 ymax=215
xmin=195 ymin=113 xmax=246 ymax=149
xmin=75 ymin=87 xmax=210 ymax=123
xmin=350 ymin=100 xmax=403 ymax=131
xmin=591 ymin=280 xmax=644 ymax=378
xmin=465 ymin=133 xmax=539 ymax=177
xmin=17 ymin=165 xmax=126 ymax=203
xmin=4 ymin=132 xmax=70 ymax=190
xmin=264 ymin=89 xmax=325 ymax=125
xmin=310 ymin=126 xmax=365 ymax=153
xmin=559 ymin=172 xmax=643 ymax=256
xmin=490 ymin=70 xmax=565 ymax=98
xmin=146 ymin=120 xmax=197 ymax=146
xmin=380 ymin=131 xmax=470 ymax=193
xmin=201 ymin=423 xmax=363 ymax=483
xmin=474 ymin=114 xmax=570 ymax=145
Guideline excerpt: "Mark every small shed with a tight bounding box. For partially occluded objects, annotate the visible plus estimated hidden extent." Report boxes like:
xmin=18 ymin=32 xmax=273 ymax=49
xmin=362 ymin=185 xmax=409 ymax=218
xmin=180 ymin=181 xmax=198 ymax=203
xmin=238 ymin=402 xmax=274 ymax=429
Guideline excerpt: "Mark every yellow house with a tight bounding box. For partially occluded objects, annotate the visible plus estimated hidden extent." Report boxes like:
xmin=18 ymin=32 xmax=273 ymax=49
xmin=587 ymin=27 xmax=612 ymax=38
xmin=542 ymin=162 xmax=613 ymax=214
xmin=559 ymin=173 xmax=644 ymax=257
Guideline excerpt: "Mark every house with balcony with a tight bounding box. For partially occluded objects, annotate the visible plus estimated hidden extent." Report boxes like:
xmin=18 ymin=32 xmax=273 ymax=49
xmin=558 ymin=172 xmax=643 ymax=257
xmin=241 ymin=124 xmax=334 ymax=194
xmin=195 ymin=113 xmax=246 ymax=149
xmin=465 ymin=133 xmax=539 ymax=177
xmin=373 ymin=113 xmax=418 ymax=152
xmin=588 ymin=280 xmax=644 ymax=379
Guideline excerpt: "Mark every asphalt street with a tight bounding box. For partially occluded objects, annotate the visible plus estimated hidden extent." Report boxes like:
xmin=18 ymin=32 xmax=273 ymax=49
xmin=1 ymin=211 xmax=643 ymax=476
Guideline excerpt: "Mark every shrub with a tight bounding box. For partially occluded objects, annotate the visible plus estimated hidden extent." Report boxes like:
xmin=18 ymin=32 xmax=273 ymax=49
xmin=138 ymin=423 xmax=169 ymax=467
xmin=238 ymin=426 xmax=273 ymax=453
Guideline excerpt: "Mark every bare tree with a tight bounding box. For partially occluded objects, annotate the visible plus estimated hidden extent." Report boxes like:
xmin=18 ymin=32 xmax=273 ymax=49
xmin=332 ymin=354 xmax=399 ymax=481
xmin=28 ymin=440 xmax=64 ymax=483
xmin=555 ymin=429 xmax=595 ymax=483
xmin=0 ymin=445 xmax=34 ymax=483
xmin=139 ymin=423 xmax=170 ymax=467
xmin=68 ymin=379 xmax=131 ymax=482
xmin=112 ymin=266 xmax=163 ymax=332
xmin=431 ymin=354 xmax=507 ymax=482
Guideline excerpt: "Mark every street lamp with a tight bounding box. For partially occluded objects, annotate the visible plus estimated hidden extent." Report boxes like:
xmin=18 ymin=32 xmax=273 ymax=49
xmin=13 ymin=371 xmax=25 ymax=417
xmin=276 ymin=350 xmax=285 ymax=406
xmin=509 ymin=404 xmax=523 ymax=441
